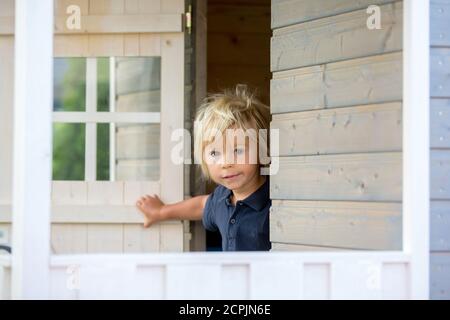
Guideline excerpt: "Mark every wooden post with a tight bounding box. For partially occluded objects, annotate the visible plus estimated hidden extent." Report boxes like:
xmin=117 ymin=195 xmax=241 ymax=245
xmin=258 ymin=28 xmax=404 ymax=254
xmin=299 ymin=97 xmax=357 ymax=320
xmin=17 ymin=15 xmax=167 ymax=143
xmin=12 ymin=0 xmax=53 ymax=299
xmin=403 ymin=0 xmax=430 ymax=299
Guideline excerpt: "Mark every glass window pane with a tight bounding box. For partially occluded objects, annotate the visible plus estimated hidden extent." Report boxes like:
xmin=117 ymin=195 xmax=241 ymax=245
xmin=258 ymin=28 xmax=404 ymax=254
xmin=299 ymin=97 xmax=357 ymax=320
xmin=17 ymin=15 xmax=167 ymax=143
xmin=52 ymin=123 xmax=85 ymax=180
xmin=53 ymin=58 xmax=86 ymax=112
xmin=115 ymin=57 xmax=161 ymax=113
xmin=115 ymin=123 xmax=160 ymax=181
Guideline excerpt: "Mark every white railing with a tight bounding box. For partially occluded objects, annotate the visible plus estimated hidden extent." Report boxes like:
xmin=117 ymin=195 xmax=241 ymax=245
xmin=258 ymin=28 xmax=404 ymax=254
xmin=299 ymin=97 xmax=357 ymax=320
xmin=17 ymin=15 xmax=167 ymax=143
xmin=1 ymin=252 xmax=411 ymax=300
xmin=0 ymin=0 xmax=430 ymax=300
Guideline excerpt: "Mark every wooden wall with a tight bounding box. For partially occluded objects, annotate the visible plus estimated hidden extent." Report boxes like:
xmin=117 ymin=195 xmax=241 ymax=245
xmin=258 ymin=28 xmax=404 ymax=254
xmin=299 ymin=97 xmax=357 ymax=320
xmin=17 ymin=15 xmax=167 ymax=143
xmin=207 ymin=0 xmax=271 ymax=105
xmin=270 ymin=0 xmax=403 ymax=251
xmin=429 ymin=0 xmax=450 ymax=300
xmin=0 ymin=0 xmax=190 ymax=254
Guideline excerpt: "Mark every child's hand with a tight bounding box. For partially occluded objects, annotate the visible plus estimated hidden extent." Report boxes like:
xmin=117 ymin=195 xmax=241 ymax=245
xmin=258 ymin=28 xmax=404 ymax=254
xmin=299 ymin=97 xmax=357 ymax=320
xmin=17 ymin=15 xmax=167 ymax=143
xmin=136 ymin=194 xmax=165 ymax=228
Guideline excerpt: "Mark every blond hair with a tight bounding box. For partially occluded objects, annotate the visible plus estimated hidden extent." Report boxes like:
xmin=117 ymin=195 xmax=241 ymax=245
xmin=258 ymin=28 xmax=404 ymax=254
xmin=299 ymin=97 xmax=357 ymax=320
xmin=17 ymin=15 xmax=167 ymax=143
xmin=193 ymin=84 xmax=271 ymax=180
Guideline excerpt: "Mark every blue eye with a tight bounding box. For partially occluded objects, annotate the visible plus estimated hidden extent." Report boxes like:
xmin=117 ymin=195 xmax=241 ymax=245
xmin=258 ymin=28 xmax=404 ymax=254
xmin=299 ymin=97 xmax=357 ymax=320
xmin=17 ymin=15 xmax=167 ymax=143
xmin=210 ymin=150 xmax=220 ymax=157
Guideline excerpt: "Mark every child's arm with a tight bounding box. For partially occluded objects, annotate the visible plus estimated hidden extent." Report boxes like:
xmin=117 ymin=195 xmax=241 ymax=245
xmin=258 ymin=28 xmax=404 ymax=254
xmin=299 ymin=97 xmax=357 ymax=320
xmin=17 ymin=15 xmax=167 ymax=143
xmin=136 ymin=194 xmax=209 ymax=228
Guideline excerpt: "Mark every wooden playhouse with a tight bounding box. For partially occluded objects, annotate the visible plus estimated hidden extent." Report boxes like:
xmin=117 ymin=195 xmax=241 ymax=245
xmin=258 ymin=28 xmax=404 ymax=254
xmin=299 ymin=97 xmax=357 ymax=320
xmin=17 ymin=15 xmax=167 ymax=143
xmin=0 ymin=0 xmax=448 ymax=299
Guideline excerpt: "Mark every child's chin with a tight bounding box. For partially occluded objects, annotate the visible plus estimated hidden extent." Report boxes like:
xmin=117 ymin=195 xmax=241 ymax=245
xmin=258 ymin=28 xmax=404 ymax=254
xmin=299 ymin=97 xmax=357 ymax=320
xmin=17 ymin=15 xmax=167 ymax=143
xmin=223 ymin=179 xmax=244 ymax=189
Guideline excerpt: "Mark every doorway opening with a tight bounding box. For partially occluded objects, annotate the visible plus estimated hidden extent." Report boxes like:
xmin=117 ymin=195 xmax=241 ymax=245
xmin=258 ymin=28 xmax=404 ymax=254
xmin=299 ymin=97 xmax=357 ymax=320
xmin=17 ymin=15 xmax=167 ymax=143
xmin=204 ymin=0 xmax=271 ymax=251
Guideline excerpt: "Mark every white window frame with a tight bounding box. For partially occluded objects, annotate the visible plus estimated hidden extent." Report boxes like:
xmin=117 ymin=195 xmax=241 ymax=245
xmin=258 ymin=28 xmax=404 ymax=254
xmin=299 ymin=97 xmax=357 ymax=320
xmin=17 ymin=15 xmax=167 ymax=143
xmin=52 ymin=56 xmax=162 ymax=181
xmin=2 ymin=0 xmax=430 ymax=299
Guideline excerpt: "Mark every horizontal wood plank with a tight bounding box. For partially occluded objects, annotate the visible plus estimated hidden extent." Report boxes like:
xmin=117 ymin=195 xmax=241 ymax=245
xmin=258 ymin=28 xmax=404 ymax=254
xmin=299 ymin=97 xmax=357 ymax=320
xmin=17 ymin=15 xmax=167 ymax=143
xmin=430 ymin=252 xmax=450 ymax=300
xmin=271 ymin=0 xmax=396 ymax=29
xmin=52 ymin=112 xmax=160 ymax=123
xmin=431 ymin=150 xmax=450 ymax=200
xmin=271 ymin=102 xmax=402 ymax=156
xmin=431 ymin=0 xmax=450 ymax=47
xmin=271 ymin=152 xmax=402 ymax=201
xmin=271 ymin=243 xmax=350 ymax=251
xmin=271 ymin=2 xmax=402 ymax=71
xmin=270 ymin=200 xmax=401 ymax=250
xmin=116 ymin=159 xmax=160 ymax=181
xmin=431 ymin=99 xmax=450 ymax=149
xmin=271 ymin=52 xmax=402 ymax=113
xmin=1 ymin=14 xmax=182 ymax=35
xmin=116 ymin=90 xmax=160 ymax=113
xmin=54 ymin=14 xmax=182 ymax=34
xmin=430 ymin=201 xmax=450 ymax=251
xmin=431 ymin=48 xmax=450 ymax=99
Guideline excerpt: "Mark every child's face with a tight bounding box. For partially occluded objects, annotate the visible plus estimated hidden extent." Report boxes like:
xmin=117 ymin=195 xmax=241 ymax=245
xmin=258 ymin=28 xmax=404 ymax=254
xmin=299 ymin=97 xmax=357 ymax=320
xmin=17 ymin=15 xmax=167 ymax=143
xmin=203 ymin=124 xmax=261 ymax=191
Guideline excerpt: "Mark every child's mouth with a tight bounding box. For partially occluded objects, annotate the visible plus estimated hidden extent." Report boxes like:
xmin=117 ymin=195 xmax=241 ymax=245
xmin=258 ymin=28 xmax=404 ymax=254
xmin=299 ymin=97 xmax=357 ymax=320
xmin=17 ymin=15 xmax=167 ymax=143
xmin=222 ymin=173 xmax=241 ymax=180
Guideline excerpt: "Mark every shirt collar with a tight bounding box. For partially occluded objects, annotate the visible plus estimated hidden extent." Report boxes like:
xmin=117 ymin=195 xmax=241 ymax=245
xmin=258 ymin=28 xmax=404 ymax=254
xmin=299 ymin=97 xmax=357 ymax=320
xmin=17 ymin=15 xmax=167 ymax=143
xmin=220 ymin=176 xmax=270 ymax=211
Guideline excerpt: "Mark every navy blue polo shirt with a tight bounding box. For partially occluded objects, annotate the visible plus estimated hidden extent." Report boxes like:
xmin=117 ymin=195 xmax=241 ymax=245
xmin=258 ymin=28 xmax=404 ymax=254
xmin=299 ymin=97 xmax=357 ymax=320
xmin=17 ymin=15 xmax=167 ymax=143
xmin=202 ymin=176 xmax=271 ymax=251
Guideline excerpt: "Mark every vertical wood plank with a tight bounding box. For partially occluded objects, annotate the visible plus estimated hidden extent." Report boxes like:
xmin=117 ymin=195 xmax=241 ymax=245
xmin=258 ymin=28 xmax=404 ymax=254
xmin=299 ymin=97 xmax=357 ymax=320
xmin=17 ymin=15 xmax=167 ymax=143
xmin=52 ymin=181 xmax=88 ymax=205
xmin=123 ymin=181 xmax=160 ymax=205
xmin=51 ymin=224 xmax=88 ymax=254
xmin=161 ymin=0 xmax=184 ymax=14
xmin=87 ymin=224 xmax=124 ymax=253
xmin=159 ymin=223 xmax=183 ymax=252
xmin=87 ymin=181 xmax=124 ymax=205
xmin=160 ymin=33 xmax=184 ymax=204
xmin=124 ymin=34 xmax=140 ymax=56
xmin=88 ymin=34 xmax=124 ymax=57
xmin=55 ymin=0 xmax=89 ymax=15
xmin=139 ymin=34 xmax=161 ymax=56
xmin=89 ymin=0 xmax=125 ymax=14
xmin=123 ymin=224 xmax=159 ymax=252
xmin=137 ymin=0 xmax=160 ymax=13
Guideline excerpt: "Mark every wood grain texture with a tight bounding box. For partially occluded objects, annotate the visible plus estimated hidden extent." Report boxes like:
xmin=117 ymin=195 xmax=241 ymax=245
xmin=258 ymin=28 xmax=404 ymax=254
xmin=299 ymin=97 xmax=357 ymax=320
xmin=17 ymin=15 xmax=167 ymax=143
xmin=116 ymin=125 xmax=160 ymax=160
xmin=271 ymin=102 xmax=402 ymax=156
xmin=430 ymin=252 xmax=450 ymax=300
xmin=431 ymin=150 xmax=450 ymax=200
xmin=271 ymin=52 xmax=402 ymax=114
xmin=271 ymin=2 xmax=402 ymax=71
xmin=271 ymin=243 xmax=350 ymax=251
xmin=431 ymin=0 xmax=450 ymax=47
xmin=430 ymin=201 xmax=450 ymax=251
xmin=271 ymin=0 xmax=396 ymax=28
xmin=209 ymin=4 xmax=270 ymax=33
xmin=271 ymin=152 xmax=402 ymax=201
xmin=270 ymin=200 xmax=401 ymax=250
xmin=431 ymin=99 xmax=450 ymax=149
xmin=431 ymin=48 xmax=450 ymax=99
xmin=51 ymin=224 xmax=88 ymax=254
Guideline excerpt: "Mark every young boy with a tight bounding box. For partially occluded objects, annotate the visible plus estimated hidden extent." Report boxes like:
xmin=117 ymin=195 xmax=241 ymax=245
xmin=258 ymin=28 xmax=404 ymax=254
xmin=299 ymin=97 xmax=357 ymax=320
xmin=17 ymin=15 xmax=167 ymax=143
xmin=136 ymin=85 xmax=271 ymax=251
